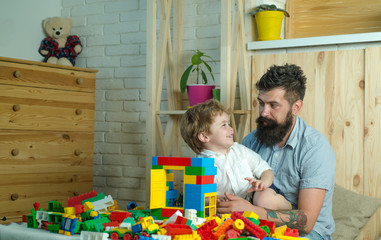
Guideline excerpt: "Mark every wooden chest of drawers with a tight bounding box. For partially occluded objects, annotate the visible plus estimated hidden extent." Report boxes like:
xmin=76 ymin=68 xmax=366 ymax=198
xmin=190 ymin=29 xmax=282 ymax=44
xmin=0 ymin=57 xmax=97 ymax=223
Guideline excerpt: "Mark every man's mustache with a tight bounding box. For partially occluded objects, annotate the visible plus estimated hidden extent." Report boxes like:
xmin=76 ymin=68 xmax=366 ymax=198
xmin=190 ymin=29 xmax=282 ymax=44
xmin=257 ymin=116 xmax=277 ymax=126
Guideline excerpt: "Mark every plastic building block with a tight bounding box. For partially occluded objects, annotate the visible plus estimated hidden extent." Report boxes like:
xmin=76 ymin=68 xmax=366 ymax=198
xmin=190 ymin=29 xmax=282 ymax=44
xmin=284 ymin=228 xmax=299 ymax=237
xmin=132 ymin=223 xmax=143 ymax=233
xmin=161 ymin=208 xmax=184 ymax=218
xmin=165 ymin=223 xmax=193 ymax=237
xmin=242 ymin=211 xmax=259 ymax=220
xmin=196 ymin=219 xmax=218 ymax=240
xmin=68 ymin=190 xmax=98 ymax=207
xmin=259 ymin=220 xmax=275 ymax=234
xmin=151 ymin=234 xmax=171 ymax=240
xmin=80 ymin=231 xmax=109 ymax=240
xmin=231 ymin=212 xmax=267 ymax=240
xmin=214 ymin=218 xmax=233 ymax=239
xmin=150 ymin=169 xmax=167 ymax=209
xmin=60 ymin=214 xmax=78 ymax=236
xmin=190 ymin=157 xmax=214 ymax=167
xmin=110 ymin=211 xmax=131 ymax=223
xmin=173 ymin=231 xmax=201 ymax=240
xmin=157 ymin=157 xmax=192 ymax=166
xmin=232 ymin=219 xmax=245 ymax=231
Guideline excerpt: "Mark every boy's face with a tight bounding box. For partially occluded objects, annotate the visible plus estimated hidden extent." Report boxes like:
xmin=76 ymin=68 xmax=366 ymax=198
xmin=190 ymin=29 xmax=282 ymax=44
xmin=200 ymin=112 xmax=234 ymax=154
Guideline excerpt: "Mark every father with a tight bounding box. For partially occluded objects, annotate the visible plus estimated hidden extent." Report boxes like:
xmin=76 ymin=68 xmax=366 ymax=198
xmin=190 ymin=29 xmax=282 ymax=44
xmin=217 ymin=64 xmax=336 ymax=240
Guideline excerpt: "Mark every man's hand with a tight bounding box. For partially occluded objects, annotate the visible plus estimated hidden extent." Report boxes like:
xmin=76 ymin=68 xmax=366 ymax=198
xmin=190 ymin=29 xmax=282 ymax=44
xmin=217 ymin=192 xmax=256 ymax=214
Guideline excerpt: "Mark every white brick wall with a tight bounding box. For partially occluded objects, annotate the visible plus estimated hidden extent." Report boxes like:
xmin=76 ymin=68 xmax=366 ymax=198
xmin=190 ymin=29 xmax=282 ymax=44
xmin=62 ymin=0 xmax=284 ymax=208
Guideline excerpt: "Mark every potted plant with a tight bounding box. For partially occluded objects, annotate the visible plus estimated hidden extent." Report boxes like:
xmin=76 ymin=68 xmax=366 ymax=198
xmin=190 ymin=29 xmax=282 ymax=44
xmin=180 ymin=49 xmax=219 ymax=106
xmin=250 ymin=4 xmax=290 ymax=41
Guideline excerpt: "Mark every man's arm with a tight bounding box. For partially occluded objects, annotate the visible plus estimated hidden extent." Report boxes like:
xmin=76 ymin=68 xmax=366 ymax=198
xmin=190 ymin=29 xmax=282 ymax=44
xmin=217 ymin=188 xmax=325 ymax=235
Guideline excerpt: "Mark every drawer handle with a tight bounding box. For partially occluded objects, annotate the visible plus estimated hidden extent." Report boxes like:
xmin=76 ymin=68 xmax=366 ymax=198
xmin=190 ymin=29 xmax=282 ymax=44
xmin=11 ymin=148 xmax=19 ymax=156
xmin=11 ymin=193 xmax=19 ymax=201
xmin=13 ymin=104 xmax=21 ymax=111
xmin=75 ymin=109 xmax=82 ymax=115
xmin=74 ymin=149 xmax=82 ymax=156
xmin=13 ymin=70 xmax=22 ymax=78
xmin=76 ymin=78 xmax=84 ymax=85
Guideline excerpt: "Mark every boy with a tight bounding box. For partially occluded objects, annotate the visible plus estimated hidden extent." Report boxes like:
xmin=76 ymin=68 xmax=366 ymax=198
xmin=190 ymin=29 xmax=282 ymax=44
xmin=180 ymin=99 xmax=290 ymax=210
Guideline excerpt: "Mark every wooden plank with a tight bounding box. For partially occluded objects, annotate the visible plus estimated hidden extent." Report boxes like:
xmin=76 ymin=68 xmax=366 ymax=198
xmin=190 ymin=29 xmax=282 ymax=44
xmin=0 ymin=61 xmax=95 ymax=93
xmin=0 ymin=131 xmax=93 ymax=174
xmin=331 ymin=49 xmax=364 ymax=193
xmin=220 ymin=0 xmax=231 ymax=106
xmin=0 ymin=85 xmax=94 ymax=131
xmin=0 ymin=181 xmax=92 ymax=224
xmin=286 ymin=0 xmax=381 ymax=39
xmin=0 ymin=56 xmax=97 ymax=73
xmin=364 ymin=47 xmax=381 ymax=198
xmin=251 ymin=50 xmax=365 ymax=193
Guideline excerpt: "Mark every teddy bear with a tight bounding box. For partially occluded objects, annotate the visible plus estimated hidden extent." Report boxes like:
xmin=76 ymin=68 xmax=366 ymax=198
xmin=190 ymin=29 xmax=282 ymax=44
xmin=39 ymin=17 xmax=82 ymax=66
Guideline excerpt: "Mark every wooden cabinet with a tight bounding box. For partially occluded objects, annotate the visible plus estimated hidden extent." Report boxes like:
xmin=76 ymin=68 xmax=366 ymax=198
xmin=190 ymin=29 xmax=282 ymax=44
xmin=251 ymin=47 xmax=381 ymax=198
xmin=0 ymin=57 xmax=97 ymax=223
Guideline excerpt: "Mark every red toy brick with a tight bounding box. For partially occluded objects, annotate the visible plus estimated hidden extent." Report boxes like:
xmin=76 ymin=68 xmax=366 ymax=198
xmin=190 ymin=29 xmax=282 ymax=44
xmin=231 ymin=212 xmax=267 ymax=240
xmin=259 ymin=219 xmax=275 ymax=234
xmin=110 ymin=211 xmax=131 ymax=223
xmin=161 ymin=208 xmax=185 ymax=218
xmin=67 ymin=190 xmax=98 ymax=207
xmin=165 ymin=223 xmax=193 ymax=236
xmin=284 ymin=228 xmax=299 ymax=237
xmin=196 ymin=175 xmax=214 ymax=184
xmin=157 ymin=157 xmax=192 ymax=166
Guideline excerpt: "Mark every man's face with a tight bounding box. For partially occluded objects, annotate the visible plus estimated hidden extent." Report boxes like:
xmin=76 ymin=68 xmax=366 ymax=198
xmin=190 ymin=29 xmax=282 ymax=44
xmin=255 ymin=88 xmax=295 ymax=146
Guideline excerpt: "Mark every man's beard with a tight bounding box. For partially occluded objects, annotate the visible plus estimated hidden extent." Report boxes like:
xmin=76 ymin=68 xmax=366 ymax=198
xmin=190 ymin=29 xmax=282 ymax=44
xmin=255 ymin=110 xmax=294 ymax=146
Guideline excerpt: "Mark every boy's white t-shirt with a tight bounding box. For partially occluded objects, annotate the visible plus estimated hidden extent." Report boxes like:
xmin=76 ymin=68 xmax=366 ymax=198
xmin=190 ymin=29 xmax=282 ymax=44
xmin=198 ymin=142 xmax=271 ymax=199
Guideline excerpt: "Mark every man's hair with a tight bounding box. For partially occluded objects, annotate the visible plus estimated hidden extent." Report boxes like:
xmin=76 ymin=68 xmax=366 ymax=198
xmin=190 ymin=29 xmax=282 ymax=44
xmin=256 ymin=64 xmax=307 ymax=104
xmin=180 ymin=99 xmax=228 ymax=154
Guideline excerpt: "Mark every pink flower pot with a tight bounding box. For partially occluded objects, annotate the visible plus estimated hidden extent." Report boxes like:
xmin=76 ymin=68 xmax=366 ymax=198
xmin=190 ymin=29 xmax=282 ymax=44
xmin=187 ymin=84 xmax=215 ymax=106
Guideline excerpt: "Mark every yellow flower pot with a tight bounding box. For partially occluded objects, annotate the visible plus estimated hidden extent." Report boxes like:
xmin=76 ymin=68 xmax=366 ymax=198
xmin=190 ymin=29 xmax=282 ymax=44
xmin=254 ymin=11 xmax=285 ymax=41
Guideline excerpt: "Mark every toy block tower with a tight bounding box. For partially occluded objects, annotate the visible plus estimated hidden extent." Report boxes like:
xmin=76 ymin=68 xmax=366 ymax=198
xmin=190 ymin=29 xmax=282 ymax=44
xmin=150 ymin=157 xmax=217 ymax=219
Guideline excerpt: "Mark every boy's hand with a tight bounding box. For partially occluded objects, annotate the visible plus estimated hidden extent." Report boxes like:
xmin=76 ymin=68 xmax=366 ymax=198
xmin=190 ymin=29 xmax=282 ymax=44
xmin=217 ymin=195 xmax=229 ymax=203
xmin=245 ymin=177 xmax=270 ymax=192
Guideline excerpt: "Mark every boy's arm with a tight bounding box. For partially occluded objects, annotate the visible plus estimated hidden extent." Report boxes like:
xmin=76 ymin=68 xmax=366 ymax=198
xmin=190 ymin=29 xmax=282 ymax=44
xmin=260 ymin=169 xmax=274 ymax=187
xmin=246 ymin=169 xmax=274 ymax=192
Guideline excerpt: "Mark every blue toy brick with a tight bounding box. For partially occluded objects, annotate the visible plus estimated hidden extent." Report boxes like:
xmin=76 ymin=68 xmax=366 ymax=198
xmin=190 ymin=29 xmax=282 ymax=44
xmin=184 ymin=184 xmax=217 ymax=211
xmin=204 ymin=166 xmax=217 ymax=176
xmin=166 ymin=189 xmax=179 ymax=199
xmin=132 ymin=223 xmax=142 ymax=234
xmin=190 ymin=157 xmax=214 ymax=167
xmin=167 ymin=181 xmax=174 ymax=190
xmin=152 ymin=156 xmax=158 ymax=166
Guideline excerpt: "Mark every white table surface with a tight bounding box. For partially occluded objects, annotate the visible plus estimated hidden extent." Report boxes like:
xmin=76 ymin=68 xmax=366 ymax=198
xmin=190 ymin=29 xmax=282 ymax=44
xmin=0 ymin=222 xmax=81 ymax=240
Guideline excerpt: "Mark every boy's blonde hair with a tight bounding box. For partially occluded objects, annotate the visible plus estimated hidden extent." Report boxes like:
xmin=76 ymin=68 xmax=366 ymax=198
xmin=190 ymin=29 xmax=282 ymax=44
xmin=180 ymin=99 xmax=229 ymax=154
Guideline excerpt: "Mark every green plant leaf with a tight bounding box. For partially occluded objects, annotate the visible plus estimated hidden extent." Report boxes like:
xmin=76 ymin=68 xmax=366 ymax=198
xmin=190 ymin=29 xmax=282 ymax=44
xmin=201 ymin=60 xmax=215 ymax=82
xmin=191 ymin=52 xmax=202 ymax=65
xmin=180 ymin=65 xmax=193 ymax=93
xmin=201 ymin=69 xmax=208 ymax=85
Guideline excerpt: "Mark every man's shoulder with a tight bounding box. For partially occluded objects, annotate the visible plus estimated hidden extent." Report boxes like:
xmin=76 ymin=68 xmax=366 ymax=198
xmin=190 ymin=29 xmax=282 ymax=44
xmin=296 ymin=117 xmax=333 ymax=150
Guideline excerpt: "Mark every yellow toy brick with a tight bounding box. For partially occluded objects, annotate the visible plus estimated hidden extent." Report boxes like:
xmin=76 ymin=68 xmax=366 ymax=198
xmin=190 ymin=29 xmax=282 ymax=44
xmin=166 ymin=172 xmax=174 ymax=182
xmin=184 ymin=175 xmax=197 ymax=184
xmin=64 ymin=207 xmax=76 ymax=215
xmin=242 ymin=211 xmax=259 ymax=220
xmin=173 ymin=231 xmax=201 ymax=240
xmin=83 ymin=201 xmax=94 ymax=211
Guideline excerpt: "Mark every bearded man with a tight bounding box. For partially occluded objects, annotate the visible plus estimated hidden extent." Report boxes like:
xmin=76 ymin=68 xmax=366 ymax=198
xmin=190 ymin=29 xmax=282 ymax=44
xmin=217 ymin=64 xmax=336 ymax=240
